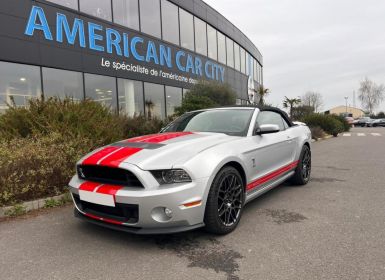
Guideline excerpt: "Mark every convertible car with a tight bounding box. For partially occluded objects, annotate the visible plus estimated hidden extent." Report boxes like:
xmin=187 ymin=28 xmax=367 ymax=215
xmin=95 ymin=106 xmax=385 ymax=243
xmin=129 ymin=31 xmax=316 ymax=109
xmin=69 ymin=106 xmax=312 ymax=234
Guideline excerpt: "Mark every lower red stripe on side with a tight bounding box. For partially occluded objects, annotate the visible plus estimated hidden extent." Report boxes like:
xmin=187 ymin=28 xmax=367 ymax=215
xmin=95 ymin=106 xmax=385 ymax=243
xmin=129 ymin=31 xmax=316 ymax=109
xmin=247 ymin=161 xmax=299 ymax=191
xmin=84 ymin=213 xmax=123 ymax=225
xmin=79 ymin=181 xmax=101 ymax=192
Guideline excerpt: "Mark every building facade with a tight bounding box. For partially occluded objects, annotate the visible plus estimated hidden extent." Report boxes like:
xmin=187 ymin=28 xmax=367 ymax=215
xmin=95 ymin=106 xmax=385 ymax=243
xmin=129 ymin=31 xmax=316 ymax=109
xmin=0 ymin=0 xmax=263 ymax=118
xmin=324 ymin=106 xmax=365 ymax=119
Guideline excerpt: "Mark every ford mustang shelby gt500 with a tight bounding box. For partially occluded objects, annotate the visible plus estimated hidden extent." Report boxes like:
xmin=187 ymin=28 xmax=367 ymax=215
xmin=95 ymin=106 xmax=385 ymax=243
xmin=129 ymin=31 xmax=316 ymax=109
xmin=69 ymin=106 xmax=312 ymax=234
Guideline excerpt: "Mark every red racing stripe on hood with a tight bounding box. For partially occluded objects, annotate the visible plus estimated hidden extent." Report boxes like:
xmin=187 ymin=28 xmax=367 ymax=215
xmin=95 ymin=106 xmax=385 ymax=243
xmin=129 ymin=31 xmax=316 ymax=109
xmin=82 ymin=146 xmax=120 ymax=165
xmin=97 ymin=147 xmax=142 ymax=168
xmin=83 ymin=132 xmax=194 ymax=168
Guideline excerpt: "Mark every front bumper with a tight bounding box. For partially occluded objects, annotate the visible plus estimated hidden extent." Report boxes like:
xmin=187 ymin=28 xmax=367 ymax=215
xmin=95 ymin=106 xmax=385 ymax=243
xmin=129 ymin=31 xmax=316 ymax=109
xmin=68 ymin=167 xmax=210 ymax=234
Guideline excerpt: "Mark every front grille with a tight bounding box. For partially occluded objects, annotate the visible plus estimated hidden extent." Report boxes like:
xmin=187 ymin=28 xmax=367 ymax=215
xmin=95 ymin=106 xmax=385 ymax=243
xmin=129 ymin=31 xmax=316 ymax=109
xmin=73 ymin=194 xmax=139 ymax=224
xmin=77 ymin=165 xmax=143 ymax=187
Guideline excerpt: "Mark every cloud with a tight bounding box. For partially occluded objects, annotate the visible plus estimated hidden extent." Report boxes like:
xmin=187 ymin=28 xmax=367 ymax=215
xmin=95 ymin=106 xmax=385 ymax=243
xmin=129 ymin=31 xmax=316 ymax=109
xmin=204 ymin=0 xmax=385 ymax=112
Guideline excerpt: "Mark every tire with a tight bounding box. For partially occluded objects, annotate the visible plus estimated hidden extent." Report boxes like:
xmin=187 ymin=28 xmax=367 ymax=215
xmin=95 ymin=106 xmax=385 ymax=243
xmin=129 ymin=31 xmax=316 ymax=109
xmin=289 ymin=145 xmax=311 ymax=186
xmin=204 ymin=166 xmax=245 ymax=235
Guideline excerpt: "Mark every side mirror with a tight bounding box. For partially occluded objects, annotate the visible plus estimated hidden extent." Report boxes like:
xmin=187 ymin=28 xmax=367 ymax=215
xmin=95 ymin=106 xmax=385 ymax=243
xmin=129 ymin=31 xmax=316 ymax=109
xmin=255 ymin=124 xmax=280 ymax=135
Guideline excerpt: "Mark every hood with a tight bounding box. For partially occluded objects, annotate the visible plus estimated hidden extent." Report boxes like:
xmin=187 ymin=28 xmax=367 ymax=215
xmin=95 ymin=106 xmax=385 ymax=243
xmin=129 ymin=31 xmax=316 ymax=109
xmin=80 ymin=132 xmax=238 ymax=170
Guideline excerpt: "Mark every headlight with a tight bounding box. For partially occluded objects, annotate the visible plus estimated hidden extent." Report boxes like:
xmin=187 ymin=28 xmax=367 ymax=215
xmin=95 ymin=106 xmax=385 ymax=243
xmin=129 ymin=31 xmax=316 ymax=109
xmin=151 ymin=169 xmax=192 ymax=185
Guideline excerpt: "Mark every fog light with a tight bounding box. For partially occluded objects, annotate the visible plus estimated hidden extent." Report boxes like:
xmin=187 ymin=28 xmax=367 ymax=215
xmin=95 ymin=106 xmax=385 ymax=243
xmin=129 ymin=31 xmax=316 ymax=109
xmin=164 ymin=208 xmax=173 ymax=218
xmin=151 ymin=207 xmax=173 ymax=222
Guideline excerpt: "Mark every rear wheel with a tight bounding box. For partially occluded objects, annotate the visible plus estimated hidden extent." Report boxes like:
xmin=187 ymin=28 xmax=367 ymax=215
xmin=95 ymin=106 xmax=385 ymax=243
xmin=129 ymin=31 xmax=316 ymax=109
xmin=204 ymin=166 xmax=245 ymax=235
xmin=289 ymin=145 xmax=311 ymax=186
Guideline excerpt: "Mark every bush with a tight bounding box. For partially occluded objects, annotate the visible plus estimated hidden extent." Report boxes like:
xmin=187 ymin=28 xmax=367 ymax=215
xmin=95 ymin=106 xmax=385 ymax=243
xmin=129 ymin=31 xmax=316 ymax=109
xmin=0 ymin=133 xmax=92 ymax=206
xmin=330 ymin=114 xmax=350 ymax=132
xmin=301 ymin=114 xmax=345 ymax=136
xmin=175 ymin=80 xmax=236 ymax=115
xmin=0 ymin=98 xmax=166 ymax=206
xmin=309 ymin=126 xmax=326 ymax=140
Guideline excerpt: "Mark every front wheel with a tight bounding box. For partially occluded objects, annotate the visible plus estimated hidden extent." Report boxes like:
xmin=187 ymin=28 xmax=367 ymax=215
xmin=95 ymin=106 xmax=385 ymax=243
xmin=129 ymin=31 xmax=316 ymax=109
xmin=289 ymin=145 xmax=311 ymax=186
xmin=204 ymin=166 xmax=245 ymax=235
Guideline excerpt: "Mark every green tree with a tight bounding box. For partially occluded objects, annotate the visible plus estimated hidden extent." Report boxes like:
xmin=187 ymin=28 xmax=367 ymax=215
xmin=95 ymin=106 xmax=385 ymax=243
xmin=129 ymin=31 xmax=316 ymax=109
xmin=255 ymin=85 xmax=270 ymax=105
xmin=291 ymin=105 xmax=314 ymax=121
xmin=283 ymin=96 xmax=301 ymax=118
xmin=175 ymin=81 xmax=236 ymax=115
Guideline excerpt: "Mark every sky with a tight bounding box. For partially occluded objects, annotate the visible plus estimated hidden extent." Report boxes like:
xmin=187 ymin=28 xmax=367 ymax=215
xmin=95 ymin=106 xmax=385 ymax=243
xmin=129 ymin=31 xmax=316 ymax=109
xmin=204 ymin=0 xmax=385 ymax=112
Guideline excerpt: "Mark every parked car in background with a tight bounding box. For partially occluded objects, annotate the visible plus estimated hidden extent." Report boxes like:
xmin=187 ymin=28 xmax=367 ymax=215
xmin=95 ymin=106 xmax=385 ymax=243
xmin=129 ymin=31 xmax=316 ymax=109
xmin=355 ymin=117 xmax=372 ymax=127
xmin=344 ymin=117 xmax=354 ymax=125
xmin=365 ymin=119 xmax=377 ymax=127
xmin=368 ymin=119 xmax=385 ymax=127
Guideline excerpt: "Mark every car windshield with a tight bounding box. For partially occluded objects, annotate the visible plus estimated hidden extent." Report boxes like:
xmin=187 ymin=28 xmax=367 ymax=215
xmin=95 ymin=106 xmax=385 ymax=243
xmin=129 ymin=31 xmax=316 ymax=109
xmin=162 ymin=109 xmax=254 ymax=136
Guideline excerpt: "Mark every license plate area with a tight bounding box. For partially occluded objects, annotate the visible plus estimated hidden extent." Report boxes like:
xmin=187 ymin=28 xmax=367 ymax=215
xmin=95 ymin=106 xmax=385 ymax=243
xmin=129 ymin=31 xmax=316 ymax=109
xmin=79 ymin=190 xmax=115 ymax=207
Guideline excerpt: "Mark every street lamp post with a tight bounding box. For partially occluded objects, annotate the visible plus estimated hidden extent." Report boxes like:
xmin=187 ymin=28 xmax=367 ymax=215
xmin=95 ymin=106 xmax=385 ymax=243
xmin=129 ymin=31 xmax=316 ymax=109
xmin=344 ymin=96 xmax=349 ymax=116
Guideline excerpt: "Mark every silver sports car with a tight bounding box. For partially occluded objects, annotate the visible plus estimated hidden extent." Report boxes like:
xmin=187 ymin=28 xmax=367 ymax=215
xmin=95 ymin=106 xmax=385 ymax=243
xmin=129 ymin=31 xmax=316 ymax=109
xmin=69 ymin=106 xmax=312 ymax=234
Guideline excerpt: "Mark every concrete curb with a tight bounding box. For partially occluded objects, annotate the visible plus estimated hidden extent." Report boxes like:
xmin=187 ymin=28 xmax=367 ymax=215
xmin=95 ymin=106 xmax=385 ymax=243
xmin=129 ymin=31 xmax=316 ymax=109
xmin=0 ymin=193 xmax=68 ymax=218
xmin=311 ymin=134 xmax=334 ymax=143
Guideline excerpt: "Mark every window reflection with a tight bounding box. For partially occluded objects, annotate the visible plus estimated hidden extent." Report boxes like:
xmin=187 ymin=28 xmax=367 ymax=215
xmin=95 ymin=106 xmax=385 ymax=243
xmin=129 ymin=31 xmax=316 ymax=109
xmin=161 ymin=0 xmax=179 ymax=45
xmin=179 ymin=9 xmax=194 ymax=51
xmin=113 ymin=0 xmax=139 ymax=30
xmin=165 ymin=86 xmax=182 ymax=116
xmin=84 ymin=73 xmax=117 ymax=111
xmin=226 ymin=37 xmax=234 ymax=68
xmin=139 ymin=0 xmax=161 ymax=38
xmin=234 ymin=43 xmax=240 ymax=71
xmin=47 ymin=0 xmax=78 ymax=10
xmin=207 ymin=25 xmax=217 ymax=61
xmin=194 ymin=17 xmax=207 ymax=56
xmin=118 ymin=78 xmax=144 ymax=117
xmin=0 ymin=61 xmax=41 ymax=113
xmin=80 ymin=0 xmax=112 ymax=21
xmin=144 ymin=82 xmax=165 ymax=119
xmin=217 ymin=32 xmax=226 ymax=65
xmin=42 ymin=68 xmax=83 ymax=101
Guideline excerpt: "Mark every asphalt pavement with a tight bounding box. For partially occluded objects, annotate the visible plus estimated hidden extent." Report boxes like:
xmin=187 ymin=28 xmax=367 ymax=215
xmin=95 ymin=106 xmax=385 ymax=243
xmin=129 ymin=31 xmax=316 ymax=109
xmin=1 ymin=127 xmax=385 ymax=280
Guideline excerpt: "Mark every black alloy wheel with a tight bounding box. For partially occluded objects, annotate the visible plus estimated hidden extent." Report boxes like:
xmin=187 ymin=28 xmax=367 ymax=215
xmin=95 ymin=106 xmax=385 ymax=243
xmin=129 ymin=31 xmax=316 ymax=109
xmin=217 ymin=173 xmax=243 ymax=227
xmin=289 ymin=145 xmax=311 ymax=186
xmin=204 ymin=166 xmax=245 ymax=234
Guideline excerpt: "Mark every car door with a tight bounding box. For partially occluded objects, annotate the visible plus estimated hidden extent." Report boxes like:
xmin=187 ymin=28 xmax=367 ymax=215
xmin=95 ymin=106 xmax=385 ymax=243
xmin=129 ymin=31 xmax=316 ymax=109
xmin=244 ymin=110 xmax=295 ymax=191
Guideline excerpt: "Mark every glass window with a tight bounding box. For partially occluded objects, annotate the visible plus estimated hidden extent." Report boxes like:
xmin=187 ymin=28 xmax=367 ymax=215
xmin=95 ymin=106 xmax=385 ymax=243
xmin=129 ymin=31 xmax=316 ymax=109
xmin=84 ymin=74 xmax=117 ymax=111
xmin=139 ymin=0 xmax=161 ymax=38
xmin=226 ymin=37 xmax=234 ymax=68
xmin=163 ymin=109 xmax=254 ymax=136
xmin=165 ymin=86 xmax=182 ymax=116
xmin=113 ymin=0 xmax=139 ymax=30
xmin=246 ymin=52 xmax=254 ymax=78
xmin=118 ymin=79 xmax=144 ymax=117
xmin=254 ymin=59 xmax=258 ymax=82
xmin=240 ymin=47 xmax=246 ymax=74
xmin=194 ymin=17 xmax=207 ymax=56
xmin=207 ymin=25 xmax=217 ymax=60
xmin=80 ymin=0 xmax=112 ymax=21
xmin=47 ymin=0 xmax=78 ymax=10
xmin=144 ymin=82 xmax=165 ymax=119
xmin=161 ymin=0 xmax=179 ymax=45
xmin=217 ymin=32 xmax=226 ymax=65
xmin=42 ymin=68 xmax=83 ymax=101
xmin=0 ymin=62 xmax=41 ymax=113
xmin=256 ymin=111 xmax=285 ymax=131
xmin=179 ymin=9 xmax=194 ymax=51
xmin=234 ymin=43 xmax=240 ymax=71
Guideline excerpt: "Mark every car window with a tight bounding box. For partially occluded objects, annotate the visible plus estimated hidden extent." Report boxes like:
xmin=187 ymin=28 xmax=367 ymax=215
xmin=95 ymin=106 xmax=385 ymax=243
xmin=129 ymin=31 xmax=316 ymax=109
xmin=256 ymin=111 xmax=286 ymax=131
